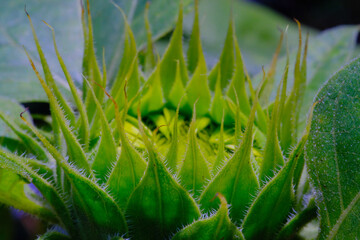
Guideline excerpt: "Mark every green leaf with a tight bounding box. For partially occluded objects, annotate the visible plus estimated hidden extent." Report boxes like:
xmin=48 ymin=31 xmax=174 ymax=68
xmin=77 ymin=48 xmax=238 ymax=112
xmin=185 ymin=50 xmax=211 ymax=117
xmin=0 ymin=98 xmax=47 ymax=158
xmin=107 ymin=4 xmax=140 ymax=121
xmin=0 ymin=137 xmax=27 ymax=153
xmin=298 ymin=26 xmax=359 ymax=130
xmin=156 ymin=4 xmax=189 ymax=100
xmin=276 ymin=198 xmax=317 ymax=240
xmin=142 ymin=3 xmax=156 ymax=74
xmin=259 ymin=78 xmax=284 ymax=184
xmin=0 ymin=0 xmax=80 ymax=102
xmin=16 ymin=110 xmax=128 ymax=238
xmin=130 ymin=66 xmax=164 ymax=116
xmin=200 ymin=98 xmax=259 ymax=224
xmin=45 ymin=22 xmax=90 ymax=149
xmin=107 ymin=92 xmax=147 ymax=211
xmin=20 ymin=106 xmax=128 ymax=238
xmin=125 ymin=110 xmax=200 ymax=240
xmin=172 ymin=193 xmax=245 ymax=240
xmin=65 ymin=163 xmax=128 ymax=239
xmin=183 ymin=0 xmax=211 ymax=117
xmin=280 ymin=22 xmax=307 ymax=153
xmin=305 ymin=57 xmax=360 ymax=239
xmin=83 ymin=2 xmax=105 ymax=124
xmin=208 ymin=19 xmax=234 ymax=91
xmin=0 ymin=111 xmax=49 ymax=162
xmin=212 ymin=114 xmax=225 ymax=176
xmin=210 ymin=71 xmax=234 ymax=125
xmin=186 ymin=0 xmax=201 ymax=75
xmin=26 ymin=10 xmax=76 ymax=127
xmin=0 ymin=97 xmax=31 ymax=139
xmin=258 ymin=26 xmax=359 ymax=132
xmin=164 ymin=105 xmax=180 ymax=172
xmin=24 ymin=50 xmax=91 ymax=174
xmin=110 ymin=5 xmax=140 ymax=100
xmin=168 ymin=61 xmax=189 ymax=111
xmin=0 ymin=151 xmax=77 ymax=237
xmin=87 ymin=82 xmax=117 ymax=184
xmin=0 ymin=168 xmax=57 ymax=223
xmin=242 ymin=125 xmax=310 ymax=239
xmin=226 ymin=38 xmax=251 ymax=117
xmin=178 ymin=105 xmax=211 ymax=198
xmin=258 ymin=32 xmax=283 ymax=106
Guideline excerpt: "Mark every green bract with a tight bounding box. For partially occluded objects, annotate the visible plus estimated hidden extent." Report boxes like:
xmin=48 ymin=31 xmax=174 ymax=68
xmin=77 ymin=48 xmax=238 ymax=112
xmin=0 ymin=0 xmax=321 ymax=239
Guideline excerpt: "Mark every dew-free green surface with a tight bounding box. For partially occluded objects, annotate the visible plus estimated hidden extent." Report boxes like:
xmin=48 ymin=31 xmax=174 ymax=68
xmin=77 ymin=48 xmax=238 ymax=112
xmin=306 ymin=57 xmax=360 ymax=239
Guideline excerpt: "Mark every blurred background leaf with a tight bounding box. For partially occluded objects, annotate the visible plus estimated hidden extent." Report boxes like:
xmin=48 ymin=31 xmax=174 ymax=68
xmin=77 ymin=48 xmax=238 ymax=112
xmin=0 ymin=0 xmax=82 ymax=102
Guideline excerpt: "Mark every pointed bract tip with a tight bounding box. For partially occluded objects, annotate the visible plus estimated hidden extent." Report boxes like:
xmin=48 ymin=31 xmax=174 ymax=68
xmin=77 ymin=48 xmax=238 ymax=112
xmin=261 ymin=66 xmax=266 ymax=77
xmin=294 ymin=18 xmax=301 ymax=28
xmin=80 ymin=0 xmax=84 ymax=15
xmin=153 ymin=124 xmax=167 ymax=137
xmin=209 ymin=192 xmax=227 ymax=207
xmin=20 ymin=107 xmax=30 ymax=119
xmin=137 ymin=102 xmax=142 ymax=121
xmin=124 ymin=79 xmax=128 ymax=100
xmin=294 ymin=18 xmax=302 ymax=40
xmin=194 ymin=0 xmax=199 ymax=11
xmin=86 ymin=0 xmax=90 ymax=16
xmin=111 ymin=0 xmax=128 ymax=24
xmin=24 ymin=4 xmax=29 ymax=16
xmin=92 ymin=80 xmax=119 ymax=112
xmin=210 ymin=192 xmax=219 ymax=202
xmin=191 ymin=97 xmax=200 ymax=121
xmin=176 ymin=94 xmax=185 ymax=114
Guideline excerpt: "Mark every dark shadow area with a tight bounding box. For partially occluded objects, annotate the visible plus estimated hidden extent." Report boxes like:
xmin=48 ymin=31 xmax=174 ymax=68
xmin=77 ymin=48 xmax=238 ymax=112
xmin=250 ymin=0 xmax=360 ymax=31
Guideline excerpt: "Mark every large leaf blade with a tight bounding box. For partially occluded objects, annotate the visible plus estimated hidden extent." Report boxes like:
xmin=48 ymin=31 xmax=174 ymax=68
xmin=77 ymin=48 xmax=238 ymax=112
xmin=305 ymin=57 xmax=360 ymax=239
